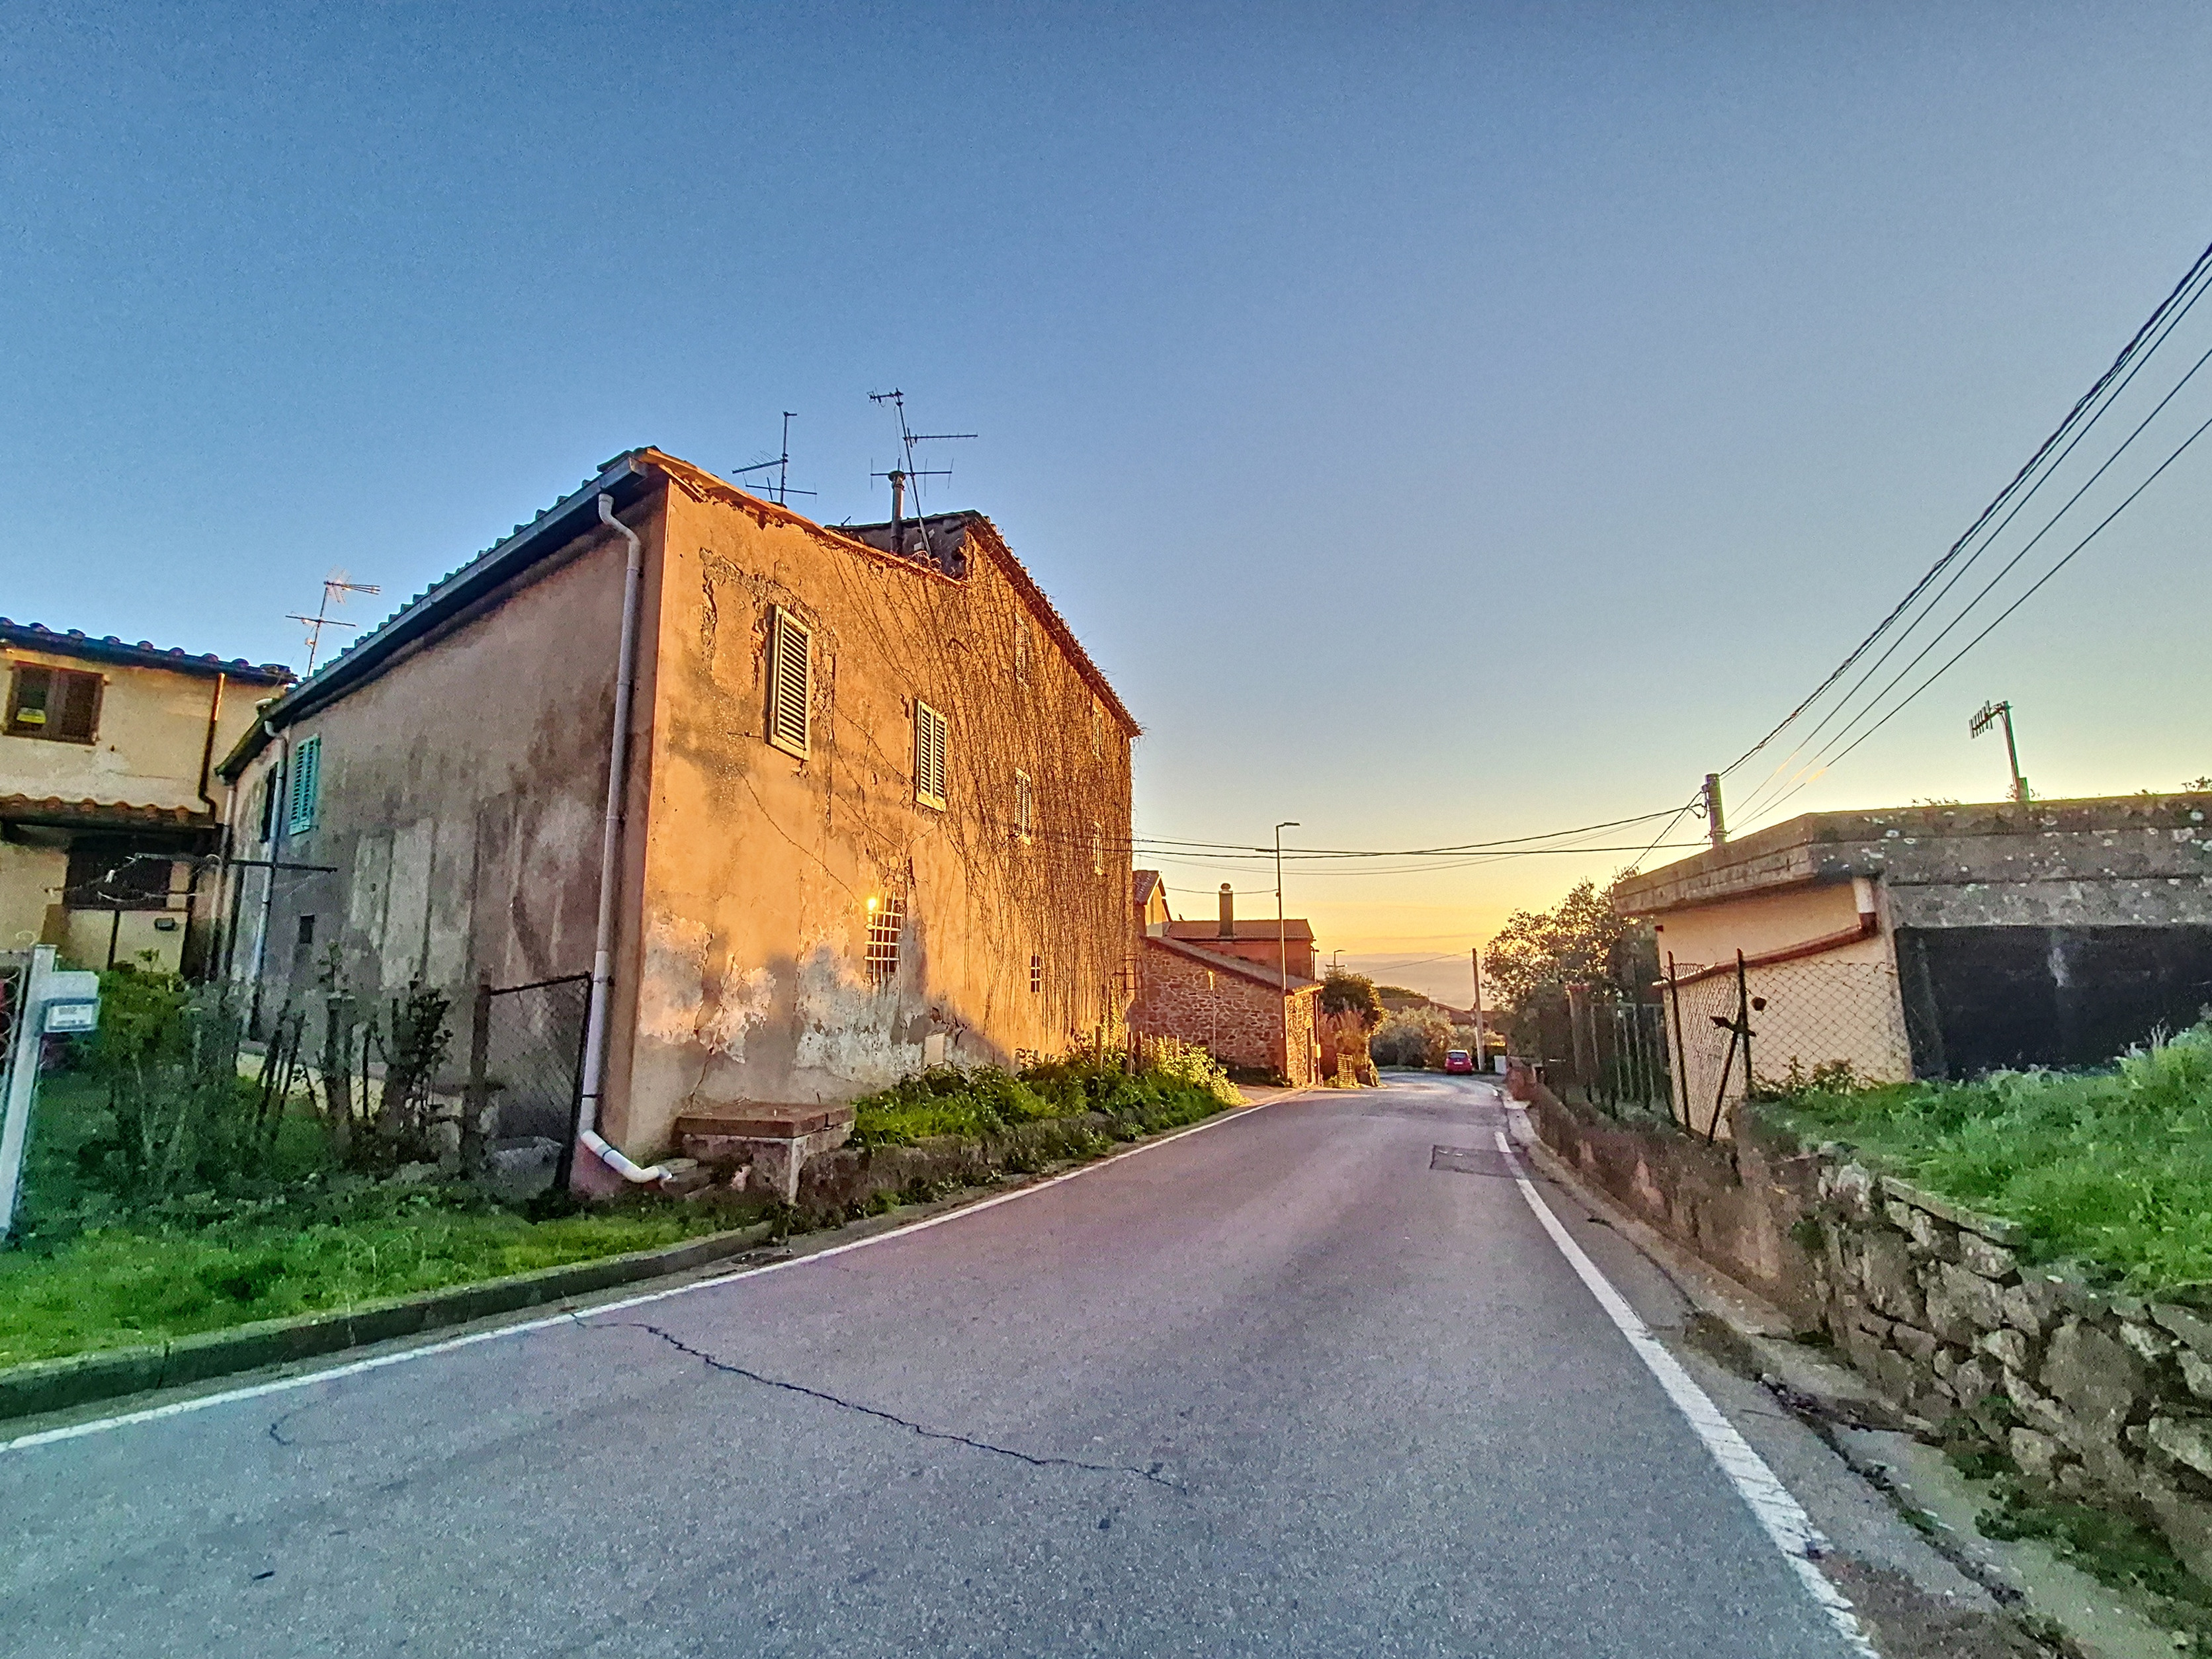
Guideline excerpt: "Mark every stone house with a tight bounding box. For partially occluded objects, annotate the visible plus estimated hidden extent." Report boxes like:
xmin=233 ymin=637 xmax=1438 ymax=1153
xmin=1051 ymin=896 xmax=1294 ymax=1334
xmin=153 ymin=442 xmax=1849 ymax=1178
xmin=0 ymin=620 xmax=290 ymax=974
xmin=1614 ymin=793 xmax=2212 ymax=1128
xmin=1128 ymin=870 xmax=1320 ymax=1084
xmin=216 ymin=448 xmax=1138 ymax=1178
xmin=1163 ymin=883 xmax=1316 ymax=980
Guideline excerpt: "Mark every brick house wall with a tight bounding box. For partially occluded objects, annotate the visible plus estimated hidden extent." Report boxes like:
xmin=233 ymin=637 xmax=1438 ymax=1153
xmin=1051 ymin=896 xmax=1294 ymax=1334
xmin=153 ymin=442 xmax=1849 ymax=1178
xmin=1131 ymin=934 xmax=1318 ymax=1085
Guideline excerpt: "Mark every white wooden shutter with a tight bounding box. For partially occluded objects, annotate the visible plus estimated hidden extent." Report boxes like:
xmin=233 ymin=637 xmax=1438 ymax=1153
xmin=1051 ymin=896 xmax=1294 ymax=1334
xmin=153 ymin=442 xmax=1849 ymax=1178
xmin=767 ymin=607 xmax=811 ymax=757
xmin=915 ymin=702 xmax=947 ymax=808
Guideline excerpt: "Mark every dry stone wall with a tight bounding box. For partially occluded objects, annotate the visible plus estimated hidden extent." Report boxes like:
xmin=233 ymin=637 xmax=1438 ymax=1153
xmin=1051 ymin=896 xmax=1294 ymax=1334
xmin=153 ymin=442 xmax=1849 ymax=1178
xmin=1533 ymin=1091 xmax=2212 ymax=1581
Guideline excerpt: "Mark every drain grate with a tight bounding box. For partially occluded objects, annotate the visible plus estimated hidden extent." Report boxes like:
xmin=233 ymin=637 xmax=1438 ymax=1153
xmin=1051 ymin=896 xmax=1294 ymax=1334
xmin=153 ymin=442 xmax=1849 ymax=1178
xmin=1430 ymin=1144 xmax=1515 ymax=1178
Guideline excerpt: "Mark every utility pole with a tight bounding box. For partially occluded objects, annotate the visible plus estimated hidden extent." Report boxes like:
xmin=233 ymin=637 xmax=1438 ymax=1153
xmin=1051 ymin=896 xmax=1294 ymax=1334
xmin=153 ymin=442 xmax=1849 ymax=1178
xmin=1274 ymin=822 xmax=1299 ymax=993
xmin=1701 ymin=773 xmax=1727 ymax=851
xmin=1471 ymin=945 xmax=1487 ymax=1072
xmin=1970 ymin=701 xmax=2029 ymax=804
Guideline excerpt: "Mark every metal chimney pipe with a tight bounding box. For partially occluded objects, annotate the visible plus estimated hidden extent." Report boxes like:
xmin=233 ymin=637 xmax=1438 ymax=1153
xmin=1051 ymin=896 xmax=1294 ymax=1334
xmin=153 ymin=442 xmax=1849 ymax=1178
xmin=888 ymin=468 xmax=906 ymax=554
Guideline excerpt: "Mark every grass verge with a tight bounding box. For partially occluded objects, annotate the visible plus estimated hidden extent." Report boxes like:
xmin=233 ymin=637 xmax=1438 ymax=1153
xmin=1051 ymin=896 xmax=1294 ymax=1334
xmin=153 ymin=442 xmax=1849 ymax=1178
xmin=1760 ymin=1022 xmax=2212 ymax=1291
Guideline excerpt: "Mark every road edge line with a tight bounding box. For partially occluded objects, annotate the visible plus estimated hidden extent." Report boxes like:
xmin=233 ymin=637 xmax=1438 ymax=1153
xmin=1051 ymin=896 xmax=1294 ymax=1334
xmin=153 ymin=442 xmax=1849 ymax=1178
xmin=1 ymin=1087 xmax=1320 ymax=1457
xmin=1492 ymin=1128 xmax=1880 ymax=1658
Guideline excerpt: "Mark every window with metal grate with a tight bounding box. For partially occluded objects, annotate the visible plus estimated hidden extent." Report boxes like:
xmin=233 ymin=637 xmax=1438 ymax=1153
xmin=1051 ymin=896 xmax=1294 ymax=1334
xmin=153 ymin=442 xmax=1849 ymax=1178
xmin=866 ymin=892 xmax=905 ymax=990
xmin=1029 ymin=953 xmax=1042 ymax=994
xmin=1014 ymin=769 xmax=1033 ymax=844
xmin=286 ymin=735 xmax=321 ymax=835
xmin=5 ymin=663 xmax=103 ymax=744
xmin=914 ymin=701 xmax=947 ymax=809
xmin=767 ymin=606 xmax=811 ymax=757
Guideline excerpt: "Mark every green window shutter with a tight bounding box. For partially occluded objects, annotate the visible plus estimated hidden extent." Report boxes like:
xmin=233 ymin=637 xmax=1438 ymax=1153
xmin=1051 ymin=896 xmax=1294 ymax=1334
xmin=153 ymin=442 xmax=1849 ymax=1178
xmin=286 ymin=736 xmax=321 ymax=833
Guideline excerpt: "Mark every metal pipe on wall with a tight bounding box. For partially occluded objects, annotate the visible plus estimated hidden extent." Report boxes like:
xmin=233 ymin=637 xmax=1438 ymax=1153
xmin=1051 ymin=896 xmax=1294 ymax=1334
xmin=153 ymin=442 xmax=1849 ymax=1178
xmin=574 ymin=493 xmax=674 ymax=1187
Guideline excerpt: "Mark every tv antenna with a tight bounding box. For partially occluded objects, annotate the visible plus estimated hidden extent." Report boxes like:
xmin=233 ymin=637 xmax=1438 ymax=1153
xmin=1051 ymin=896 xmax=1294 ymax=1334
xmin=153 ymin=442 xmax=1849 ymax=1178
xmin=730 ymin=411 xmax=815 ymax=506
xmin=286 ymin=571 xmax=381 ymax=675
xmin=868 ymin=389 xmax=974 ymax=561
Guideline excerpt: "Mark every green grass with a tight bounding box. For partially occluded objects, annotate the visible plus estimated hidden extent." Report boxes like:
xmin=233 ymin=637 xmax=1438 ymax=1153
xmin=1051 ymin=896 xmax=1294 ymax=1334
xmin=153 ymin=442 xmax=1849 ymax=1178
xmin=849 ymin=1050 xmax=1240 ymax=1148
xmin=0 ymin=1184 xmax=759 ymax=1367
xmin=1763 ymin=1022 xmax=2212 ymax=1291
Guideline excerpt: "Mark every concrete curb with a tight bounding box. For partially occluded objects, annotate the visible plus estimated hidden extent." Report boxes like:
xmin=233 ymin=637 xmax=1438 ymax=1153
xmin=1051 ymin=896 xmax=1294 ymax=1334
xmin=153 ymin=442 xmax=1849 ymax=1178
xmin=0 ymin=1221 xmax=777 ymax=1425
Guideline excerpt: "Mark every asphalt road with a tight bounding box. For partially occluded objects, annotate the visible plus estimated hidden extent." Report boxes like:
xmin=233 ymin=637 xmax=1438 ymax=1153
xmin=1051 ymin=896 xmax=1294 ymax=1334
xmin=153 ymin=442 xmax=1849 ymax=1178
xmin=2 ymin=1078 xmax=1869 ymax=1658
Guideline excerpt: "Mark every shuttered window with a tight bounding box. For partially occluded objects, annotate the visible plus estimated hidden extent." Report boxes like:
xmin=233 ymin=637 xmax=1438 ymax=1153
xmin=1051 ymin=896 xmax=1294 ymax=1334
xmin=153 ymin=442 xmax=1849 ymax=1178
xmin=767 ymin=607 xmax=811 ymax=758
xmin=1093 ymin=821 xmax=1105 ymax=876
xmin=1013 ymin=616 xmax=1031 ymax=684
xmin=286 ymin=735 xmax=321 ymax=835
xmin=914 ymin=701 xmax=947 ymax=810
xmin=5 ymin=663 xmax=102 ymax=744
xmin=1015 ymin=770 xmax=1033 ymax=844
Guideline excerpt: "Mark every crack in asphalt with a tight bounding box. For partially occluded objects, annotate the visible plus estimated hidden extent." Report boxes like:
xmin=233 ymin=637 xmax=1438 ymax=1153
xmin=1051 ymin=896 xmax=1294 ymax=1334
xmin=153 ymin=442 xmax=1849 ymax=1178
xmin=600 ymin=1319 xmax=1185 ymax=1493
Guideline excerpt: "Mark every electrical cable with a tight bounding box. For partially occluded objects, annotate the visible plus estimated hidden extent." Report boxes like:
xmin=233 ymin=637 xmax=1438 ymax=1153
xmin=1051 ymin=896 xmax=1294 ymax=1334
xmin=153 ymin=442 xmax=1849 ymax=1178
xmin=1726 ymin=260 xmax=2212 ymax=825
xmin=1716 ymin=234 xmax=2212 ymax=785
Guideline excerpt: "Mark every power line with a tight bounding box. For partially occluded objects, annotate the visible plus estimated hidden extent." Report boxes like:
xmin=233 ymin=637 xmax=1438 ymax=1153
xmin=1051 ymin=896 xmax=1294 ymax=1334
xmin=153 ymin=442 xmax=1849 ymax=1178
xmin=1717 ymin=233 xmax=2212 ymax=785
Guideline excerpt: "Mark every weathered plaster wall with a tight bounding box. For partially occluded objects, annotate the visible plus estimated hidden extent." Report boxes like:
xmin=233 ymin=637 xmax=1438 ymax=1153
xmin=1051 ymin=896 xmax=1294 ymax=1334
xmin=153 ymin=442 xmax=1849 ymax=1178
xmin=0 ymin=841 xmax=63 ymax=953
xmin=613 ymin=481 xmax=1135 ymax=1154
xmin=1 ymin=649 xmax=265 ymax=812
xmin=1650 ymin=881 xmax=1889 ymax=973
xmin=228 ymin=496 xmax=661 ymax=1130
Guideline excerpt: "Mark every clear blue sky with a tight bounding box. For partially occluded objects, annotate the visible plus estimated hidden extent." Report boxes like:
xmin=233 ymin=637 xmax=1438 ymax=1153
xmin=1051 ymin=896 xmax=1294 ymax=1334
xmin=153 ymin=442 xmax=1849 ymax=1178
xmin=7 ymin=3 xmax=2211 ymax=1000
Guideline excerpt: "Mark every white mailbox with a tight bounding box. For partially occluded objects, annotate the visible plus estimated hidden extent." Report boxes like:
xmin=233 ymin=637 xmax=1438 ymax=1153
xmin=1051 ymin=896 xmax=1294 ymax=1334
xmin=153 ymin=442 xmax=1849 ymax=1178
xmin=41 ymin=970 xmax=102 ymax=1035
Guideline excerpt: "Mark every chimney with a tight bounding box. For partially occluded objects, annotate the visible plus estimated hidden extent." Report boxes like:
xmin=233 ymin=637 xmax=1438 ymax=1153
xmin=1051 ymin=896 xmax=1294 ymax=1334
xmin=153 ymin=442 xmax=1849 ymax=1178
xmin=888 ymin=469 xmax=906 ymax=555
xmin=1218 ymin=883 xmax=1234 ymax=938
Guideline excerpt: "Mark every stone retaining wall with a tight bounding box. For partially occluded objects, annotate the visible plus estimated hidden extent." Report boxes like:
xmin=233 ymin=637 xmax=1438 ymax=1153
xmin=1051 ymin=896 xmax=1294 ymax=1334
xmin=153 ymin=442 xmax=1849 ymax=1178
xmin=1532 ymin=1089 xmax=2212 ymax=1579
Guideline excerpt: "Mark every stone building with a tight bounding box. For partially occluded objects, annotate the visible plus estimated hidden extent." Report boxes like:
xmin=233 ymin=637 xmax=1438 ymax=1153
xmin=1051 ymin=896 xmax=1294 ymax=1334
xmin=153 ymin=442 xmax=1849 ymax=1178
xmin=0 ymin=620 xmax=290 ymax=974
xmin=216 ymin=448 xmax=1138 ymax=1179
xmin=1614 ymin=793 xmax=2212 ymax=1127
xmin=1128 ymin=870 xmax=1320 ymax=1084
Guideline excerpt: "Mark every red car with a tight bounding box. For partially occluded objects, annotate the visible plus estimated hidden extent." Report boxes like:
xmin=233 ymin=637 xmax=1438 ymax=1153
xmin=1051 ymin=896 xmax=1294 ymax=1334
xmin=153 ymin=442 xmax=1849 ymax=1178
xmin=1443 ymin=1049 xmax=1475 ymax=1074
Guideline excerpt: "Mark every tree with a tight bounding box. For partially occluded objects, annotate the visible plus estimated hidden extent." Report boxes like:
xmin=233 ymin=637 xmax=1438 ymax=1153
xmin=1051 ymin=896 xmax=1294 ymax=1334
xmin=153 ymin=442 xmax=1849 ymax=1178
xmin=1482 ymin=872 xmax=1654 ymax=1013
xmin=1320 ymin=969 xmax=1383 ymax=1029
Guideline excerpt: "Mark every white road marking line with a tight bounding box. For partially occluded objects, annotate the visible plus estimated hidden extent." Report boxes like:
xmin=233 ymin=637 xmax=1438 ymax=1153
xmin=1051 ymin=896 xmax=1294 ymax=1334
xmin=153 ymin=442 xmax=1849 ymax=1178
xmin=2 ymin=1091 xmax=1316 ymax=1457
xmin=1492 ymin=1128 xmax=1880 ymax=1658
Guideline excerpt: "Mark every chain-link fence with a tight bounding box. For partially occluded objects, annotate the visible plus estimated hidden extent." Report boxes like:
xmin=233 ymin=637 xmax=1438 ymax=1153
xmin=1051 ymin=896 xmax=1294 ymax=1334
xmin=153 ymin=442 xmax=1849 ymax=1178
xmin=469 ymin=973 xmax=589 ymax=1199
xmin=1665 ymin=957 xmax=1912 ymax=1138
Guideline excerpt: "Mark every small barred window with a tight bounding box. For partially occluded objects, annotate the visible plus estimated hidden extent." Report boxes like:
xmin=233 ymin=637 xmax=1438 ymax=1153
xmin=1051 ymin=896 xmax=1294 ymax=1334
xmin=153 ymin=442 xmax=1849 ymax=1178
xmin=1029 ymin=953 xmax=1042 ymax=994
xmin=866 ymin=892 xmax=905 ymax=990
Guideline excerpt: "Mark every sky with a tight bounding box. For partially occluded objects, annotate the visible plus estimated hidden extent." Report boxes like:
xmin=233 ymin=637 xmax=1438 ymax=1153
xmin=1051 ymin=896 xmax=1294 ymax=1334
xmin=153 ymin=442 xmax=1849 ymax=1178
xmin=6 ymin=2 xmax=2211 ymax=1003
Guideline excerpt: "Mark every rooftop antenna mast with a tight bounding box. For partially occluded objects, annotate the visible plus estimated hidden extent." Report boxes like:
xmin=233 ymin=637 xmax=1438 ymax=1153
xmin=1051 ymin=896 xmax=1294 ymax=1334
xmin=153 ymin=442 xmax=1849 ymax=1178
xmin=730 ymin=411 xmax=816 ymax=506
xmin=286 ymin=572 xmax=381 ymax=675
xmin=868 ymin=389 xmax=974 ymax=562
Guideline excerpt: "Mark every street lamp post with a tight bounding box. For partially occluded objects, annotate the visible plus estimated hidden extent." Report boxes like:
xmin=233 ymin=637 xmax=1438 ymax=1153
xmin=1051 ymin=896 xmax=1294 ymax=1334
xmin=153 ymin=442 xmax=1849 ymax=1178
xmin=1274 ymin=822 xmax=1299 ymax=994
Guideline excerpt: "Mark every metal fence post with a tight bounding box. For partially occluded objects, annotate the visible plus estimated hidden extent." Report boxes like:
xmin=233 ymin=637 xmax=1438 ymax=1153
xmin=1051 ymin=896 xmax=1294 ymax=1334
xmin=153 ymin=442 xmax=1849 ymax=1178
xmin=462 ymin=982 xmax=492 ymax=1178
xmin=0 ymin=947 xmax=58 ymax=1238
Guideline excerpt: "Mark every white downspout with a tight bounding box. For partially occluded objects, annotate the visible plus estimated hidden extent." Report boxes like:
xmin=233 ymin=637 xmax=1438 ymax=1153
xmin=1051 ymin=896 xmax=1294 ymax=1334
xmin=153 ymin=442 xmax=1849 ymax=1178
xmin=574 ymin=492 xmax=673 ymax=1186
xmin=247 ymin=718 xmax=289 ymax=1031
